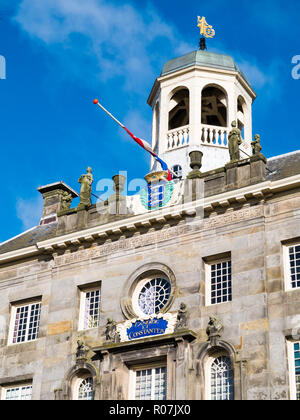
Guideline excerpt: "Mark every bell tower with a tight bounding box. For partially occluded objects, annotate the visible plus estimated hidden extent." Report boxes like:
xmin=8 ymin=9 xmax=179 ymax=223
xmin=147 ymin=45 xmax=256 ymax=178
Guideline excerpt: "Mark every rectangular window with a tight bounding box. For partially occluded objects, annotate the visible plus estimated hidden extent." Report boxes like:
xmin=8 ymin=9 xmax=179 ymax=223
xmin=294 ymin=343 xmax=300 ymax=400
xmin=9 ymin=302 xmax=41 ymax=344
xmin=206 ymin=260 xmax=232 ymax=305
xmin=134 ymin=367 xmax=167 ymax=400
xmin=79 ymin=288 xmax=101 ymax=330
xmin=287 ymin=245 xmax=300 ymax=290
xmin=3 ymin=384 xmax=32 ymax=400
xmin=288 ymin=341 xmax=300 ymax=400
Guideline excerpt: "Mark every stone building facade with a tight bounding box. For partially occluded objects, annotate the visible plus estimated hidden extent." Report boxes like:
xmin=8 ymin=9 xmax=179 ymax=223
xmin=0 ymin=50 xmax=300 ymax=401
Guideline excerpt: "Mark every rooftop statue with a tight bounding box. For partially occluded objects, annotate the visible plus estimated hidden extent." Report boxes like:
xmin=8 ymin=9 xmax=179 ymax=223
xmin=228 ymin=121 xmax=242 ymax=162
xmin=252 ymin=134 xmax=262 ymax=156
xmin=78 ymin=167 xmax=93 ymax=207
xmin=61 ymin=191 xmax=73 ymax=211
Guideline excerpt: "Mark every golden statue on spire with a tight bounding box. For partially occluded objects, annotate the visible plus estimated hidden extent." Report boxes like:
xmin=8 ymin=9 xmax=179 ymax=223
xmin=197 ymin=16 xmax=215 ymax=38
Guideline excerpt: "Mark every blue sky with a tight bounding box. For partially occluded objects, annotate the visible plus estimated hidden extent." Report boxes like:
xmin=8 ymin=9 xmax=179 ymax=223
xmin=0 ymin=0 xmax=299 ymax=242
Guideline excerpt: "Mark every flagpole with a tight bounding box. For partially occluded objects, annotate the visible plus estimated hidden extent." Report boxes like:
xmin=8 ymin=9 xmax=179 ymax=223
xmin=93 ymin=99 xmax=125 ymax=129
xmin=93 ymin=99 xmax=177 ymax=180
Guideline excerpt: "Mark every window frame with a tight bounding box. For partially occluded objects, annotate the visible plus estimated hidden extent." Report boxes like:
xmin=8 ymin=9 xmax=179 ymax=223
xmin=74 ymin=376 xmax=94 ymax=401
xmin=283 ymin=243 xmax=300 ymax=292
xmin=78 ymin=286 xmax=101 ymax=331
xmin=171 ymin=165 xmax=183 ymax=180
xmin=129 ymin=362 xmax=167 ymax=401
xmin=1 ymin=383 xmax=33 ymax=400
xmin=8 ymin=300 xmax=42 ymax=346
xmin=205 ymin=353 xmax=234 ymax=401
xmin=287 ymin=340 xmax=300 ymax=400
xmin=132 ymin=276 xmax=172 ymax=319
xmin=205 ymin=258 xmax=232 ymax=306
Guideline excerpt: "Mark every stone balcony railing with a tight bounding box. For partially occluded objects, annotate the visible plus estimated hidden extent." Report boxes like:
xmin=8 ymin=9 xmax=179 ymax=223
xmin=201 ymin=124 xmax=229 ymax=148
xmin=166 ymin=125 xmax=190 ymax=150
xmin=166 ymin=124 xmax=248 ymax=152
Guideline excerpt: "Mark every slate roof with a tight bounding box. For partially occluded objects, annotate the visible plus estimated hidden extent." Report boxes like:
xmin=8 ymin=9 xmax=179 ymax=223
xmin=0 ymin=223 xmax=57 ymax=256
xmin=0 ymin=151 xmax=299 ymax=257
xmin=161 ymin=50 xmax=250 ymax=85
xmin=266 ymin=151 xmax=300 ymax=181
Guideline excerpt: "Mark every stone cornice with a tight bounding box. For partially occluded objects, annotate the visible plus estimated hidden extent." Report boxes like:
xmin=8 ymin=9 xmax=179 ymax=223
xmin=0 ymin=173 xmax=300 ymax=265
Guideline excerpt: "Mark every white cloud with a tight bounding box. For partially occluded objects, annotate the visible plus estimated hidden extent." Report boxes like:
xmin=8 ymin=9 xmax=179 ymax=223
xmin=238 ymin=60 xmax=268 ymax=89
xmin=14 ymin=0 xmax=182 ymax=92
xmin=16 ymin=195 xmax=43 ymax=230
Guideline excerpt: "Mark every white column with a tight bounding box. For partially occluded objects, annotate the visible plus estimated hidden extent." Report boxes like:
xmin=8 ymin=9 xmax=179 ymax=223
xmin=189 ymin=77 xmax=202 ymax=147
xmin=244 ymin=98 xmax=253 ymax=146
xmin=159 ymin=87 xmax=169 ymax=155
xmin=227 ymin=85 xmax=237 ymax=127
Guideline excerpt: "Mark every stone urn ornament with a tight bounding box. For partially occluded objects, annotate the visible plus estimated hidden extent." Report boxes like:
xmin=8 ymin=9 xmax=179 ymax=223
xmin=187 ymin=150 xmax=203 ymax=179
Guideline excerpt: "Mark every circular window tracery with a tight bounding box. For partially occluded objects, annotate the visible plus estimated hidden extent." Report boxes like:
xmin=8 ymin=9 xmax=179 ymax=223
xmin=121 ymin=264 xmax=177 ymax=320
xmin=134 ymin=277 xmax=171 ymax=317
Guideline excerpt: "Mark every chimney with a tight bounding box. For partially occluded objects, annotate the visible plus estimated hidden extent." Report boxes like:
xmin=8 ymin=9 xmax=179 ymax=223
xmin=37 ymin=182 xmax=78 ymax=225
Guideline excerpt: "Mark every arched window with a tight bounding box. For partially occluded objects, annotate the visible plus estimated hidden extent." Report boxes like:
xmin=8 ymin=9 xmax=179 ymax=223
xmin=77 ymin=377 xmax=94 ymax=400
xmin=209 ymin=356 xmax=234 ymax=400
xmin=171 ymin=165 xmax=183 ymax=179
xmin=201 ymin=86 xmax=228 ymax=127
xmin=168 ymin=88 xmax=189 ymax=130
xmin=71 ymin=373 xmax=95 ymax=400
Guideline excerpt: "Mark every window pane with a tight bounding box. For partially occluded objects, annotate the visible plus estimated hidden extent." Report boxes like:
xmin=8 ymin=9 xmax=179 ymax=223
xmin=294 ymin=343 xmax=300 ymax=400
xmin=135 ymin=367 xmax=167 ymax=401
xmin=154 ymin=367 xmax=167 ymax=400
xmin=84 ymin=290 xmax=101 ymax=330
xmin=138 ymin=278 xmax=171 ymax=316
xmin=78 ymin=377 xmax=94 ymax=400
xmin=13 ymin=303 xmax=41 ymax=344
xmin=210 ymin=261 xmax=232 ymax=305
xmin=210 ymin=356 xmax=233 ymax=400
xmin=289 ymin=246 xmax=300 ymax=289
xmin=5 ymin=385 xmax=32 ymax=400
xmin=135 ymin=369 xmax=152 ymax=400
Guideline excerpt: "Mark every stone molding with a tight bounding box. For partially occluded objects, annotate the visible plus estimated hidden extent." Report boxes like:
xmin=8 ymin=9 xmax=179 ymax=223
xmin=52 ymin=205 xmax=264 ymax=268
xmin=120 ymin=262 xmax=178 ymax=319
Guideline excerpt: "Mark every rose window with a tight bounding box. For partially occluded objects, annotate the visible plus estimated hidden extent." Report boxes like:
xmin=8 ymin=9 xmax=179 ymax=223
xmin=138 ymin=278 xmax=171 ymax=316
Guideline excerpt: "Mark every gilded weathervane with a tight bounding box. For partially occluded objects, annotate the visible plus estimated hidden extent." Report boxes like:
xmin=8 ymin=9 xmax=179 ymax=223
xmin=197 ymin=16 xmax=215 ymax=38
xmin=197 ymin=16 xmax=215 ymax=51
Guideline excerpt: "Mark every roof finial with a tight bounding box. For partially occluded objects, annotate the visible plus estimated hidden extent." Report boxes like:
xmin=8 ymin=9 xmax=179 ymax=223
xmin=197 ymin=16 xmax=215 ymax=51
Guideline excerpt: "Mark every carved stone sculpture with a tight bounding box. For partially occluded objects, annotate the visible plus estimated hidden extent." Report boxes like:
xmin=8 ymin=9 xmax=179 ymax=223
xmin=76 ymin=340 xmax=88 ymax=360
xmin=78 ymin=167 xmax=93 ymax=207
xmin=228 ymin=121 xmax=242 ymax=162
xmin=251 ymin=134 xmax=262 ymax=156
xmin=61 ymin=191 xmax=73 ymax=211
xmin=105 ymin=318 xmax=120 ymax=343
xmin=206 ymin=316 xmax=224 ymax=345
xmin=175 ymin=303 xmax=188 ymax=331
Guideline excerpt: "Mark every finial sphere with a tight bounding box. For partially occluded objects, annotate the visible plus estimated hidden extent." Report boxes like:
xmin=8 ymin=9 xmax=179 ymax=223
xmin=93 ymin=99 xmax=99 ymax=104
